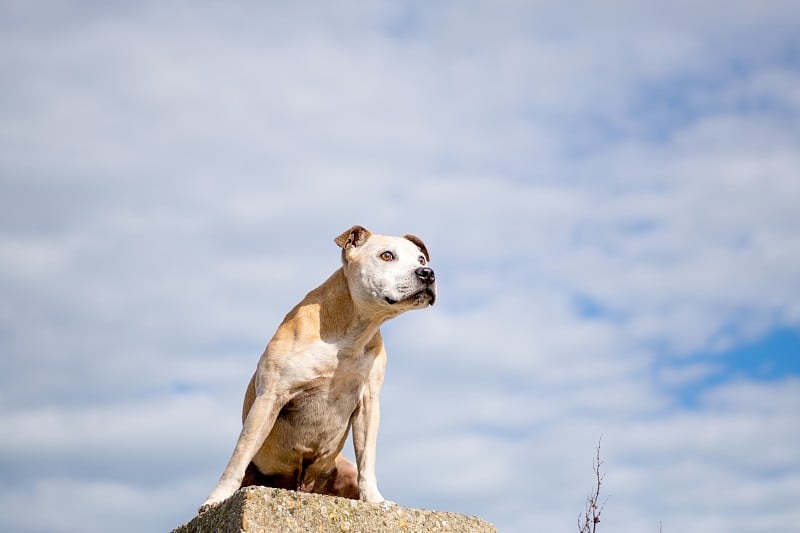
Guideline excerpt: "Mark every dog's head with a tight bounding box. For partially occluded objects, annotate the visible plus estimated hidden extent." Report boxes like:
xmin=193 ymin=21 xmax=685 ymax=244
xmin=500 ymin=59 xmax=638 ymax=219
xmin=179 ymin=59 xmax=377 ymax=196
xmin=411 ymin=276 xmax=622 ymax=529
xmin=335 ymin=225 xmax=436 ymax=312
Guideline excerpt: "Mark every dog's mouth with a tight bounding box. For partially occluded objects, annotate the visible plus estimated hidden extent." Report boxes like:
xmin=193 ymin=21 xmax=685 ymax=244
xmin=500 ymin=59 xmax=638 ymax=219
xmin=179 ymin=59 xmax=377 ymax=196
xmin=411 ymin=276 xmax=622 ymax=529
xmin=384 ymin=287 xmax=436 ymax=307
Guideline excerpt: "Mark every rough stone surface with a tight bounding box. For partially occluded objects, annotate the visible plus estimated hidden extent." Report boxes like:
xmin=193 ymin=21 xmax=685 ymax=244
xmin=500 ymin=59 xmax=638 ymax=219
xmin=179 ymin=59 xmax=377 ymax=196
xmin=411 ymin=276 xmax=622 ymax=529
xmin=172 ymin=486 xmax=497 ymax=533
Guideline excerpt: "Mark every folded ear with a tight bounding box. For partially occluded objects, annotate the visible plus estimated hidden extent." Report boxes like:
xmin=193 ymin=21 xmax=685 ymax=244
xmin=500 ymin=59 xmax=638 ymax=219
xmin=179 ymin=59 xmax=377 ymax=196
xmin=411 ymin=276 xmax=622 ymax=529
xmin=334 ymin=225 xmax=373 ymax=249
xmin=404 ymin=234 xmax=430 ymax=262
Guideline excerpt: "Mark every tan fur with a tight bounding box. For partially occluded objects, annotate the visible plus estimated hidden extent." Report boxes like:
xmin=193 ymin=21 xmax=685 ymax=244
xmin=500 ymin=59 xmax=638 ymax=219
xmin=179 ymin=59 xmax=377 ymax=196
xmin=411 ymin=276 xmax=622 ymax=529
xmin=199 ymin=226 xmax=435 ymax=513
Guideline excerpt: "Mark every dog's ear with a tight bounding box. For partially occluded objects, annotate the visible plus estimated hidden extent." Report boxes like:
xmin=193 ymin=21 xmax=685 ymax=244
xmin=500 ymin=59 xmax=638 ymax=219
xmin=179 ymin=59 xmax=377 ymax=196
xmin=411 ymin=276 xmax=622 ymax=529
xmin=334 ymin=225 xmax=372 ymax=249
xmin=404 ymin=234 xmax=430 ymax=262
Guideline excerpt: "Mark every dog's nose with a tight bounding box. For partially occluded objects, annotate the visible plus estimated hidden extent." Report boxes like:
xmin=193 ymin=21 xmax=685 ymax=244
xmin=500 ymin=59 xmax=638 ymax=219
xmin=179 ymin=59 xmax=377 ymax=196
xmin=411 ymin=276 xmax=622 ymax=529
xmin=415 ymin=267 xmax=435 ymax=284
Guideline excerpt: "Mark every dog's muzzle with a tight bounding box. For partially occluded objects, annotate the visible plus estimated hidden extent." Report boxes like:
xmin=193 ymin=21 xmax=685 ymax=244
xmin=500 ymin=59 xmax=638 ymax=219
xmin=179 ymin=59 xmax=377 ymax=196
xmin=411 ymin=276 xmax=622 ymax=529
xmin=413 ymin=267 xmax=436 ymax=306
xmin=384 ymin=267 xmax=437 ymax=306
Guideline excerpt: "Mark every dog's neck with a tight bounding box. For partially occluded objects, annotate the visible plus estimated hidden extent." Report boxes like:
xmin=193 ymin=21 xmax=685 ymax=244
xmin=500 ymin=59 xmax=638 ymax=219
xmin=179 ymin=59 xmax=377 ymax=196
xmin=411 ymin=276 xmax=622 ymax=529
xmin=312 ymin=268 xmax=392 ymax=352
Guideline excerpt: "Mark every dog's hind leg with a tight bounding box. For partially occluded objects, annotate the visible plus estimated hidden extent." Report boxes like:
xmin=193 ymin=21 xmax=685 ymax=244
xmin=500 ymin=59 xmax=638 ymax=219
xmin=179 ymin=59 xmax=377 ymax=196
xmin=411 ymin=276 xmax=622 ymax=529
xmin=313 ymin=454 xmax=359 ymax=499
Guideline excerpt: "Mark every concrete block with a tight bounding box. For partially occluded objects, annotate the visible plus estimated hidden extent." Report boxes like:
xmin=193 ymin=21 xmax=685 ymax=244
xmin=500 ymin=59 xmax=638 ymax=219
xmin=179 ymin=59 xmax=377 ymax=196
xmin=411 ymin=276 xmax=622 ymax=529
xmin=172 ymin=486 xmax=497 ymax=533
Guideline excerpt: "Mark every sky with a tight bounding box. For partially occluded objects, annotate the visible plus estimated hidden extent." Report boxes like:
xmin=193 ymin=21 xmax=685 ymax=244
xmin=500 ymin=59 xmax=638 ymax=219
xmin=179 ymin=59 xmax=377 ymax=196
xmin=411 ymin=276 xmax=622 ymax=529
xmin=1 ymin=1 xmax=799 ymax=532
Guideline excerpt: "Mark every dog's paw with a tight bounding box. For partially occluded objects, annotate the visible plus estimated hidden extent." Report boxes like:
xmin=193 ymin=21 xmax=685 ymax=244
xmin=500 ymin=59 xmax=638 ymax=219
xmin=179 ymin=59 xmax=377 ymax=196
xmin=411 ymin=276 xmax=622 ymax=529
xmin=359 ymin=485 xmax=385 ymax=504
xmin=379 ymin=500 xmax=398 ymax=510
xmin=199 ymin=482 xmax=240 ymax=514
xmin=198 ymin=498 xmax=222 ymax=515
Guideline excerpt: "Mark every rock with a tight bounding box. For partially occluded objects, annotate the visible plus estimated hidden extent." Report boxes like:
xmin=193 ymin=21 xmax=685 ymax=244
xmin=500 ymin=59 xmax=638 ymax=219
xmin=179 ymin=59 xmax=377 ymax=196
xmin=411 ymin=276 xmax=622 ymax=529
xmin=172 ymin=486 xmax=497 ymax=533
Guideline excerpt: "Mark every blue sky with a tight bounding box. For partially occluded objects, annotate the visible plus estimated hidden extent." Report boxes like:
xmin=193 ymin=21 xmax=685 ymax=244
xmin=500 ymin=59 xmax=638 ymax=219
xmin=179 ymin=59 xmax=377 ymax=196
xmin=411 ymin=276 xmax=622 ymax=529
xmin=1 ymin=1 xmax=799 ymax=532
xmin=663 ymin=328 xmax=800 ymax=408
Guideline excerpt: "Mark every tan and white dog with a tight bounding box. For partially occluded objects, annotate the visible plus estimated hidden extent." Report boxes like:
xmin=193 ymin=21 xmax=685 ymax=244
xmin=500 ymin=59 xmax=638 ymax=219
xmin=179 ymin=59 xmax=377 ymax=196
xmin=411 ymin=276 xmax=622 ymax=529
xmin=199 ymin=225 xmax=436 ymax=512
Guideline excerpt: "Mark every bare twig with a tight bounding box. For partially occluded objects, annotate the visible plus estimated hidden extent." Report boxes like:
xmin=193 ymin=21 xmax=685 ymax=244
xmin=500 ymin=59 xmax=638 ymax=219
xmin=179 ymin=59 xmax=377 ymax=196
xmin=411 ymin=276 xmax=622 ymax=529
xmin=578 ymin=437 xmax=607 ymax=533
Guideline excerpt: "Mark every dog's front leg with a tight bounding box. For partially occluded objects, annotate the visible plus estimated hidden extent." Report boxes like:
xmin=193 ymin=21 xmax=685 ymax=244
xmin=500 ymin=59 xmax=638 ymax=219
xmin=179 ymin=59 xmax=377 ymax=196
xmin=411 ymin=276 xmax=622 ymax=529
xmin=199 ymin=392 xmax=282 ymax=512
xmin=351 ymin=349 xmax=387 ymax=503
xmin=351 ymin=388 xmax=383 ymax=503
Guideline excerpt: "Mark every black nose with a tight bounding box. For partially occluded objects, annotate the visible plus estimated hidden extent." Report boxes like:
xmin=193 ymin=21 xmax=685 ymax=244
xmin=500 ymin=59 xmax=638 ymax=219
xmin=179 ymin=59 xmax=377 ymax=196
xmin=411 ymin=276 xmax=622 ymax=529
xmin=415 ymin=267 xmax=435 ymax=284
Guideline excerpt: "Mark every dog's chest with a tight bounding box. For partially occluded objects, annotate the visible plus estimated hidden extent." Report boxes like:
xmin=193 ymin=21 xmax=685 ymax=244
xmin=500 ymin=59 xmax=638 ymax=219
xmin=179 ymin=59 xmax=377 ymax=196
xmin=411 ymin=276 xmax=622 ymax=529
xmin=279 ymin=378 xmax=359 ymax=429
xmin=275 ymin=343 xmax=373 ymax=445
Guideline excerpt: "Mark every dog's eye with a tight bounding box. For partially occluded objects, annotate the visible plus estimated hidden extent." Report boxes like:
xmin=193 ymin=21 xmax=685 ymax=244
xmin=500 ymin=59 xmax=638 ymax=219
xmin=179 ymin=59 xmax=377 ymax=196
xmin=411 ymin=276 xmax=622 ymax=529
xmin=380 ymin=251 xmax=395 ymax=262
xmin=418 ymin=256 xmax=426 ymax=266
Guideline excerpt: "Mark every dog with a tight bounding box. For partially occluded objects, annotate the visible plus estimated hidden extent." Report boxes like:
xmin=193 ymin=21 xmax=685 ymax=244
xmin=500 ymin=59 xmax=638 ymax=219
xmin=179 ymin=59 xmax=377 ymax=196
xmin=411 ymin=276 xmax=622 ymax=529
xmin=199 ymin=225 xmax=436 ymax=512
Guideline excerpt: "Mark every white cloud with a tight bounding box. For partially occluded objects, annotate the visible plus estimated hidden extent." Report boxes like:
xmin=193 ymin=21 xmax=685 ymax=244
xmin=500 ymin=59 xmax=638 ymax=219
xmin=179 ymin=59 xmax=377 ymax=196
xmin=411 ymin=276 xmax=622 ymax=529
xmin=1 ymin=2 xmax=799 ymax=533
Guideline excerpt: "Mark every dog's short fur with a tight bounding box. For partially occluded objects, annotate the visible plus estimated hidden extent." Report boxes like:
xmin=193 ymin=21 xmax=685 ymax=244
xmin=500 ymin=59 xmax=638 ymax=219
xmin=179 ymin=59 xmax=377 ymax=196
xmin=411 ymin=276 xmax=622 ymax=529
xmin=199 ymin=225 xmax=436 ymax=512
